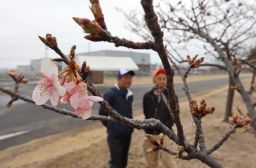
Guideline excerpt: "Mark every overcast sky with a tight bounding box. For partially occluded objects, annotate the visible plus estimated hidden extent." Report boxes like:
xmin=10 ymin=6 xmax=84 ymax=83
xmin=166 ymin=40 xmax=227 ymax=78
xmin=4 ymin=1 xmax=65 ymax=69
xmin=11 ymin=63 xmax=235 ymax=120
xmin=0 ymin=0 xmax=154 ymax=69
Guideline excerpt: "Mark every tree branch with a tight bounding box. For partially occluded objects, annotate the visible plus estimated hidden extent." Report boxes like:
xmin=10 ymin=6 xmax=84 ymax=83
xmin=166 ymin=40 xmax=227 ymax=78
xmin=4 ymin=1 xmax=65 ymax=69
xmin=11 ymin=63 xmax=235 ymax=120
xmin=166 ymin=53 xmax=208 ymax=153
xmin=194 ymin=118 xmax=207 ymax=152
xmin=108 ymin=36 xmax=155 ymax=50
xmin=207 ymin=124 xmax=237 ymax=155
xmin=141 ymin=0 xmax=185 ymax=147
xmin=199 ymin=63 xmax=227 ymax=71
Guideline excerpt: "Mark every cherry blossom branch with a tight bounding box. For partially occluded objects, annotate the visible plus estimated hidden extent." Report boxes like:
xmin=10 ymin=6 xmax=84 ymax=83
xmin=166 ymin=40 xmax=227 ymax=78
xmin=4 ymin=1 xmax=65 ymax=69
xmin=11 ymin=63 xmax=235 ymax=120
xmin=240 ymin=59 xmax=256 ymax=72
xmin=194 ymin=119 xmax=207 ymax=152
xmin=207 ymin=124 xmax=237 ymax=155
xmin=34 ymin=38 xmax=180 ymax=143
xmin=141 ymin=0 xmax=186 ymax=148
xmin=5 ymin=71 xmax=28 ymax=108
xmin=36 ymin=34 xmax=213 ymax=162
xmin=0 ymin=86 xmax=133 ymax=123
xmin=35 ymin=34 xmax=181 ymax=145
xmin=167 ymin=53 xmax=207 ymax=152
xmin=72 ymin=14 xmax=155 ymax=51
xmin=87 ymin=33 xmax=155 ymax=50
xmin=38 ymin=35 xmax=69 ymax=64
xmin=0 ymin=86 xmax=79 ymax=118
xmin=89 ymin=0 xmax=108 ymax=31
xmin=108 ymin=36 xmax=155 ymax=50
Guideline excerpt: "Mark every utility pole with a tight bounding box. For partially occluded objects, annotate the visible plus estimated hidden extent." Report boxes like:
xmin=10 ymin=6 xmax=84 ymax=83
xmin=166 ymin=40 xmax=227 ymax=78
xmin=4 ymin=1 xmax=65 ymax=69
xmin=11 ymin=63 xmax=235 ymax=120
xmin=44 ymin=46 xmax=48 ymax=58
xmin=87 ymin=41 xmax=90 ymax=55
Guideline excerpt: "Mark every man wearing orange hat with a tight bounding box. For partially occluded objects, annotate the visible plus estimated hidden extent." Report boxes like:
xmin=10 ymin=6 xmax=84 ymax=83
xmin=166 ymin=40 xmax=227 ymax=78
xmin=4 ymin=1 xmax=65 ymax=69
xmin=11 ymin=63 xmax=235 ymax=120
xmin=143 ymin=68 xmax=176 ymax=168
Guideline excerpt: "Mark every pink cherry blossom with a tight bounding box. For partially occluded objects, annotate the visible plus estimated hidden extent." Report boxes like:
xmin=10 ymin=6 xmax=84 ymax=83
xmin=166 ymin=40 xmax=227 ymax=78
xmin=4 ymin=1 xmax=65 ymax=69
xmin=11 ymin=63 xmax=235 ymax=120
xmin=32 ymin=58 xmax=66 ymax=106
xmin=70 ymin=94 xmax=103 ymax=119
xmin=61 ymin=81 xmax=87 ymax=103
xmin=63 ymin=81 xmax=103 ymax=119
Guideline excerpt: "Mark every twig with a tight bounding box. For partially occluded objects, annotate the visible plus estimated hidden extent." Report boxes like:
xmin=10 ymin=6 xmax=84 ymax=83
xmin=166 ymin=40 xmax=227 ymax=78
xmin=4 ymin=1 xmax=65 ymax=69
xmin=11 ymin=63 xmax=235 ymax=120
xmin=6 ymin=72 xmax=27 ymax=107
xmin=108 ymin=36 xmax=155 ymax=50
xmin=85 ymin=32 xmax=156 ymax=50
xmin=207 ymin=124 xmax=237 ymax=154
xmin=199 ymin=63 xmax=227 ymax=71
xmin=184 ymin=66 xmax=192 ymax=78
xmin=157 ymin=145 xmax=178 ymax=156
xmin=240 ymin=59 xmax=256 ymax=72
xmin=38 ymin=35 xmax=70 ymax=64
xmin=166 ymin=53 xmax=207 ymax=153
xmin=194 ymin=118 xmax=207 ymax=152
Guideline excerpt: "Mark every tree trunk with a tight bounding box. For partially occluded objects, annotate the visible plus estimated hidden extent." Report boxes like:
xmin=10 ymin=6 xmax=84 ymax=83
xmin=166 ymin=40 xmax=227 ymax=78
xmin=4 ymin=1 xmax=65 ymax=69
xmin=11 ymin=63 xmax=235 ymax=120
xmin=236 ymin=78 xmax=256 ymax=127
xmin=223 ymin=75 xmax=235 ymax=122
xmin=250 ymin=72 xmax=256 ymax=93
xmin=200 ymin=33 xmax=256 ymax=130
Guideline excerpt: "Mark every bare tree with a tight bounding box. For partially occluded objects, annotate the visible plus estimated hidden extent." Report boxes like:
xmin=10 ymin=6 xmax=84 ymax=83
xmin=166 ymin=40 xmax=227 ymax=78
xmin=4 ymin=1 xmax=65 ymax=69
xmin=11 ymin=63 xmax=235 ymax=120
xmin=124 ymin=0 xmax=256 ymax=125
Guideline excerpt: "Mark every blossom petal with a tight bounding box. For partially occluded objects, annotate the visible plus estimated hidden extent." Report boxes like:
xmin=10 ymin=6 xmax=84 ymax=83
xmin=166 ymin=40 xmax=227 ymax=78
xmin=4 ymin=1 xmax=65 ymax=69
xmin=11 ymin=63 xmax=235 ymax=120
xmin=74 ymin=105 xmax=92 ymax=120
xmin=74 ymin=107 xmax=83 ymax=116
xmin=60 ymin=93 xmax=70 ymax=103
xmin=80 ymin=108 xmax=92 ymax=120
xmin=32 ymin=85 xmax=50 ymax=105
xmin=63 ymin=82 xmax=77 ymax=94
xmin=52 ymin=74 xmax=66 ymax=96
xmin=50 ymin=90 xmax=60 ymax=106
xmin=41 ymin=58 xmax=58 ymax=76
xmin=69 ymin=93 xmax=81 ymax=109
xmin=87 ymin=96 xmax=103 ymax=102
xmin=78 ymin=82 xmax=88 ymax=96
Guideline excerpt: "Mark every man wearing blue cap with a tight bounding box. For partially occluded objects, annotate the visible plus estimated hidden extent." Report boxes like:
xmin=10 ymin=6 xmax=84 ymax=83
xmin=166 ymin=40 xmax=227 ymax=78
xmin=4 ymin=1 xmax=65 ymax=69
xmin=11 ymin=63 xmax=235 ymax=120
xmin=99 ymin=69 xmax=135 ymax=168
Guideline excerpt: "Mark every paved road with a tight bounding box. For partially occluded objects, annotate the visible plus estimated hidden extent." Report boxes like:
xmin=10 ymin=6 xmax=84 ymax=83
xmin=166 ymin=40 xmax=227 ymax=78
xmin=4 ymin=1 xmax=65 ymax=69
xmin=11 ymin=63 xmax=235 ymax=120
xmin=0 ymin=77 xmax=231 ymax=150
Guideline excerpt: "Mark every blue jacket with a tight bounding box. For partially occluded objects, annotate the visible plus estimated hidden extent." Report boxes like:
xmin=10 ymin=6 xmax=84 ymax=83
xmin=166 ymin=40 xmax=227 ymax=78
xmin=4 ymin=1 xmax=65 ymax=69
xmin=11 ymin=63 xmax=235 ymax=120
xmin=99 ymin=85 xmax=134 ymax=136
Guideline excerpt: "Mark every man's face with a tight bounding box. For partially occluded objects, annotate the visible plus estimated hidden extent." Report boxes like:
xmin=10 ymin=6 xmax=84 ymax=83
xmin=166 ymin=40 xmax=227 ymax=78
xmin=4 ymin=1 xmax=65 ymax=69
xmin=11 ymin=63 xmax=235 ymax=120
xmin=153 ymin=73 xmax=167 ymax=89
xmin=117 ymin=74 xmax=133 ymax=89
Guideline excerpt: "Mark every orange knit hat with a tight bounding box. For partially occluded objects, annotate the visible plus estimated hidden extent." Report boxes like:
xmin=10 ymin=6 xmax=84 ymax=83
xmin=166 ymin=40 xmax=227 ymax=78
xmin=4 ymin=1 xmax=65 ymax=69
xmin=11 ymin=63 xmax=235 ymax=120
xmin=152 ymin=68 xmax=166 ymax=78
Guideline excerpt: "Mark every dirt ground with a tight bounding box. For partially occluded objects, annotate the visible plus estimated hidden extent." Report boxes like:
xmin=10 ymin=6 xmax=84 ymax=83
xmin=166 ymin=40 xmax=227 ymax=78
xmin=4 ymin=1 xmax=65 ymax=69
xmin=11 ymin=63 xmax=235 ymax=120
xmin=0 ymin=74 xmax=255 ymax=168
xmin=99 ymin=74 xmax=230 ymax=86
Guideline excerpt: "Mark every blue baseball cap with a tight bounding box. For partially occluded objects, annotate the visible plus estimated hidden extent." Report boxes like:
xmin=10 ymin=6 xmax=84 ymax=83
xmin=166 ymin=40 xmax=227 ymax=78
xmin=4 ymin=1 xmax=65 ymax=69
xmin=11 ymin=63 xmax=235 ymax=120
xmin=117 ymin=69 xmax=135 ymax=78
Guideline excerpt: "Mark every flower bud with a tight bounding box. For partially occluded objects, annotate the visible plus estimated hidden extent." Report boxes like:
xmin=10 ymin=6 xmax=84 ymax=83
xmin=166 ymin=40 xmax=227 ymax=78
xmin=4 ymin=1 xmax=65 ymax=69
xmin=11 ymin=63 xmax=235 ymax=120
xmin=90 ymin=0 xmax=103 ymax=20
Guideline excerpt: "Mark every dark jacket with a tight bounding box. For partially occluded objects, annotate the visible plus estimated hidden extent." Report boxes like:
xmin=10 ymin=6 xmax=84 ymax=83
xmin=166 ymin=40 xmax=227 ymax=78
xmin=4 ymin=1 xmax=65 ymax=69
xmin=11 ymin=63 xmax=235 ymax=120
xmin=99 ymin=85 xmax=134 ymax=136
xmin=143 ymin=87 xmax=174 ymax=134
